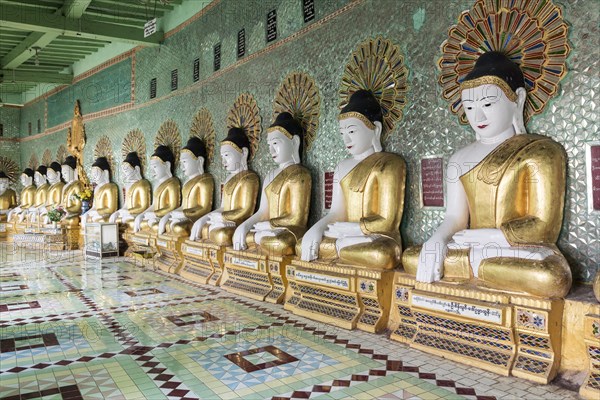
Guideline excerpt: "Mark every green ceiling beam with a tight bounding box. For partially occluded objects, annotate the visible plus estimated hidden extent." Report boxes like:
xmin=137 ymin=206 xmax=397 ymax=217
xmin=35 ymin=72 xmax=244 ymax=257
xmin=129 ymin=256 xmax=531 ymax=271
xmin=0 ymin=3 xmax=163 ymax=46
xmin=0 ymin=69 xmax=73 ymax=84
xmin=1 ymin=31 xmax=59 ymax=69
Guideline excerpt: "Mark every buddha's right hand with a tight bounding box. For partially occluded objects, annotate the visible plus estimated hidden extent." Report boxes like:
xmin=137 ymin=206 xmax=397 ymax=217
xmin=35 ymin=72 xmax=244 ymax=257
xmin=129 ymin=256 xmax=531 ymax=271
xmin=300 ymin=227 xmax=323 ymax=261
xmin=416 ymin=240 xmax=447 ymax=283
xmin=109 ymin=211 xmax=119 ymax=223
xmin=157 ymin=215 xmax=170 ymax=235
xmin=233 ymin=222 xmax=249 ymax=251
xmin=134 ymin=214 xmax=143 ymax=232
xmin=190 ymin=216 xmax=208 ymax=241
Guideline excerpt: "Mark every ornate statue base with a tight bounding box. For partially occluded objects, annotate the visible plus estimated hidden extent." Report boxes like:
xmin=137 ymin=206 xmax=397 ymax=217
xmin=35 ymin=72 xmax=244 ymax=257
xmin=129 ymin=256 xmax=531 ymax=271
xmin=389 ymin=271 xmax=564 ymax=384
xmin=285 ymin=259 xmax=393 ymax=333
xmin=580 ymin=312 xmax=600 ymax=399
xmin=180 ymin=239 xmax=225 ymax=286
xmin=125 ymin=230 xmax=159 ymax=268
xmin=153 ymin=233 xmax=187 ymax=274
xmin=221 ymin=248 xmax=289 ymax=303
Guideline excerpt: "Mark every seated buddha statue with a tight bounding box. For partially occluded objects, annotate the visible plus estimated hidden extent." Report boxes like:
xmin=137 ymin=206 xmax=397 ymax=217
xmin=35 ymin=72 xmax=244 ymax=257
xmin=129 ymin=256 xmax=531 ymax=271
xmin=133 ymin=146 xmax=181 ymax=233
xmin=190 ymin=128 xmax=259 ymax=246
xmin=594 ymin=272 xmax=600 ymax=303
xmin=81 ymin=157 xmax=118 ymax=226
xmin=157 ymin=137 xmax=213 ymax=237
xmin=40 ymin=162 xmax=65 ymax=224
xmin=403 ymin=51 xmax=571 ymax=298
xmin=109 ymin=151 xmax=151 ymax=229
xmin=60 ymin=156 xmax=85 ymax=227
xmin=0 ymin=171 xmax=17 ymax=222
xmin=299 ymin=90 xmax=406 ymax=270
xmin=28 ymin=166 xmax=50 ymax=223
xmin=233 ymin=112 xmax=311 ymax=256
xmin=7 ymin=168 xmax=36 ymax=223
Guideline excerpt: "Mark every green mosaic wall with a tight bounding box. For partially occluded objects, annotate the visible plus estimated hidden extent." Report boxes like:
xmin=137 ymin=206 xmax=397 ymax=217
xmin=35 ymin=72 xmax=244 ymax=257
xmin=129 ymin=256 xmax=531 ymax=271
xmin=0 ymin=106 xmax=21 ymax=187
xmin=13 ymin=0 xmax=600 ymax=282
xmin=19 ymin=99 xmax=45 ymax=137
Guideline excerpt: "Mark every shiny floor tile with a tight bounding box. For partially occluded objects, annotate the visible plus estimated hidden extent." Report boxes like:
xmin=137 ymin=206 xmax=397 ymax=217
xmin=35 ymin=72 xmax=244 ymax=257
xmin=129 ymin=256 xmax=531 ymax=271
xmin=0 ymin=252 xmax=579 ymax=400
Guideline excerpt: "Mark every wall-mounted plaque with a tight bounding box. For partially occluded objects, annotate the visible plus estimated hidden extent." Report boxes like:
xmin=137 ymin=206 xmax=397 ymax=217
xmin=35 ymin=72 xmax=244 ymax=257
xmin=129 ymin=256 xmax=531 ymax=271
xmin=213 ymin=43 xmax=221 ymax=72
xmin=193 ymin=58 xmax=200 ymax=82
xmin=150 ymin=78 xmax=157 ymax=99
xmin=237 ymin=28 xmax=246 ymax=59
xmin=171 ymin=69 xmax=178 ymax=91
xmin=303 ymin=0 xmax=315 ymax=23
xmin=586 ymin=142 xmax=600 ymax=213
xmin=420 ymin=156 xmax=445 ymax=208
xmin=266 ymin=9 xmax=277 ymax=43
xmin=323 ymin=171 xmax=334 ymax=211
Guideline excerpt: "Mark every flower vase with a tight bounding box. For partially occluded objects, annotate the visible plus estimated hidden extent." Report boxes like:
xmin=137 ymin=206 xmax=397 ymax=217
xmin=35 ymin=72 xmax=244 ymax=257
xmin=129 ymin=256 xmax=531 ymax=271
xmin=52 ymin=221 xmax=58 ymax=229
xmin=81 ymin=200 xmax=90 ymax=214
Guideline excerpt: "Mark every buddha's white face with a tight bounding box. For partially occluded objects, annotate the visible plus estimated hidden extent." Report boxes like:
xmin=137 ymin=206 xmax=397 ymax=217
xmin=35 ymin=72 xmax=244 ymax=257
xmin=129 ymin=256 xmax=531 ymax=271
xmin=20 ymin=173 xmax=31 ymax=186
xmin=268 ymin=130 xmax=295 ymax=165
xmin=91 ymin=166 xmax=103 ymax=184
xmin=34 ymin=171 xmax=46 ymax=186
xmin=0 ymin=178 xmax=8 ymax=194
xmin=47 ymin=169 xmax=60 ymax=184
xmin=121 ymin=163 xmax=138 ymax=181
xmin=221 ymin=144 xmax=243 ymax=172
xmin=461 ymin=83 xmax=518 ymax=140
xmin=339 ymin=117 xmax=375 ymax=156
xmin=61 ymin=165 xmax=72 ymax=182
xmin=180 ymin=152 xmax=200 ymax=177
xmin=150 ymin=158 xmax=169 ymax=180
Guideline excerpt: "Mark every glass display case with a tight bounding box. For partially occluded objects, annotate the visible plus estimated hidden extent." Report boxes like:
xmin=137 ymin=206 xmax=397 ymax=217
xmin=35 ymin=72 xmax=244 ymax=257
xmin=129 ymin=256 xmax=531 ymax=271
xmin=84 ymin=223 xmax=119 ymax=259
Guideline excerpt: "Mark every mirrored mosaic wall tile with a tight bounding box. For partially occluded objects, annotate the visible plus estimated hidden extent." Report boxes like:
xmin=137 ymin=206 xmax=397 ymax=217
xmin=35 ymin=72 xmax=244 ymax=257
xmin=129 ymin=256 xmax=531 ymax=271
xmin=13 ymin=0 xmax=599 ymax=281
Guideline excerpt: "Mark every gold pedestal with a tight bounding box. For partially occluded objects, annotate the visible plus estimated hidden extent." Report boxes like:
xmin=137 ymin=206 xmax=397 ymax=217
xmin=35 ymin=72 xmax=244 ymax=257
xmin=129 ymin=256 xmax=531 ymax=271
xmin=125 ymin=230 xmax=158 ymax=268
xmin=580 ymin=313 xmax=600 ymax=399
xmin=180 ymin=240 xmax=224 ymax=285
xmin=389 ymin=272 xmax=564 ymax=384
xmin=154 ymin=234 xmax=186 ymax=274
xmin=221 ymin=249 xmax=289 ymax=303
xmin=285 ymin=259 xmax=393 ymax=333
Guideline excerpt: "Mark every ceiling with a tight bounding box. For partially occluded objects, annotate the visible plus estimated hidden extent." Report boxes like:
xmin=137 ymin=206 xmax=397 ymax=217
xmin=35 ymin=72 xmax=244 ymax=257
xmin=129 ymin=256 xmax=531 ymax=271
xmin=0 ymin=0 xmax=182 ymax=100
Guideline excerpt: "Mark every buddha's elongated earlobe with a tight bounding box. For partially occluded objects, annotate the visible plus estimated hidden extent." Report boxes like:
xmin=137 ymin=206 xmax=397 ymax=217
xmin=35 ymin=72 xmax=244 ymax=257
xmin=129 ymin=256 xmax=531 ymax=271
xmin=513 ymin=87 xmax=527 ymax=135
xmin=372 ymin=121 xmax=383 ymax=152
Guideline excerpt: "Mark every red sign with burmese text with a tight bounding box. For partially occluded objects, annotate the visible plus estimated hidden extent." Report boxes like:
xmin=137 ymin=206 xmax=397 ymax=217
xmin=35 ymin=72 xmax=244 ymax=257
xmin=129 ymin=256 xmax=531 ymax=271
xmin=591 ymin=145 xmax=600 ymax=211
xmin=421 ymin=157 xmax=444 ymax=208
xmin=324 ymin=171 xmax=334 ymax=210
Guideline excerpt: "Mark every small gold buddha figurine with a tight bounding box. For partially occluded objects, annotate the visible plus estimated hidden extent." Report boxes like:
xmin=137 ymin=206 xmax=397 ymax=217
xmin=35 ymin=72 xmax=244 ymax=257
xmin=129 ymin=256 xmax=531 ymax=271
xmin=157 ymin=137 xmax=213 ymax=237
xmin=0 ymin=171 xmax=17 ymax=222
xmin=61 ymin=156 xmax=85 ymax=227
xmin=190 ymin=127 xmax=259 ymax=246
xmin=233 ymin=112 xmax=311 ymax=256
xmin=299 ymin=90 xmax=406 ymax=270
xmin=7 ymin=168 xmax=36 ymax=223
xmin=40 ymin=162 xmax=65 ymax=223
xmin=28 ymin=165 xmax=50 ymax=223
xmin=109 ymin=151 xmax=151 ymax=229
xmin=403 ymin=51 xmax=571 ymax=298
xmin=133 ymin=146 xmax=181 ymax=232
xmin=81 ymin=157 xmax=118 ymax=225
xmin=593 ymin=272 xmax=600 ymax=303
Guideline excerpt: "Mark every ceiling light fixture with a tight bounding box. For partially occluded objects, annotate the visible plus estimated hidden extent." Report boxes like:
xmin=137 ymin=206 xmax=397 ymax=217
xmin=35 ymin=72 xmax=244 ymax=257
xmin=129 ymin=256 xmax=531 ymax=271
xmin=31 ymin=46 xmax=41 ymax=66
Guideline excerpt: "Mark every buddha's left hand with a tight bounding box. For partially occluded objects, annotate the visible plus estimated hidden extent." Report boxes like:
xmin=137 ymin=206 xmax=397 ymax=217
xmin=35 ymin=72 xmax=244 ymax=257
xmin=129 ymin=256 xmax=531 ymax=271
xmin=452 ymin=228 xmax=510 ymax=248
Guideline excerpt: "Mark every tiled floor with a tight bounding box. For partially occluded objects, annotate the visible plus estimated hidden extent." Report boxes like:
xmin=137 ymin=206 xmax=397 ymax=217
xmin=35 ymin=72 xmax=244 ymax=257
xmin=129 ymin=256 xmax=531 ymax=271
xmin=0 ymin=249 xmax=579 ymax=399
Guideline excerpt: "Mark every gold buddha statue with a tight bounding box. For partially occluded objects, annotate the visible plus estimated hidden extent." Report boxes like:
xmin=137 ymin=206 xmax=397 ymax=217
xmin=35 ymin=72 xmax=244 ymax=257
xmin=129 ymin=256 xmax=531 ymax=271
xmin=157 ymin=137 xmax=213 ymax=237
xmin=81 ymin=157 xmax=118 ymax=225
xmin=190 ymin=127 xmax=259 ymax=246
xmin=403 ymin=52 xmax=571 ymax=298
xmin=7 ymin=168 xmax=36 ymax=223
xmin=133 ymin=145 xmax=181 ymax=233
xmin=233 ymin=112 xmax=311 ymax=256
xmin=109 ymin=151 xmax=151 ymax=229
xmin=0 ymin=171 xmax=17 ymax=222
xmin=61 ymin=156 xmax=85 ymax=227
xmin=593 ymin=272 xmax=600 ymax=302
xmin=40 ymin=162 xmax=65 ymax=223
xmin=29 ymin=165 xmax=50 ymax=223
xmin=299 ymin=90 xmax=406 ymax=270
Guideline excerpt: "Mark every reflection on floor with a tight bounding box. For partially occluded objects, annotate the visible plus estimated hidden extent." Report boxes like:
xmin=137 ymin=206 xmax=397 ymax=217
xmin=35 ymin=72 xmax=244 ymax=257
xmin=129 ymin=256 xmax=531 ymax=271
xmin=0 ymin=250 xmax=578 ymax=399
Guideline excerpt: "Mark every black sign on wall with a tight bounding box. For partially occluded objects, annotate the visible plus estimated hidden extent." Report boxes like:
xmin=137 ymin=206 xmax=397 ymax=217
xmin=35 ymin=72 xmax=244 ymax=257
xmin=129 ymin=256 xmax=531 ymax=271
xmin=237 ymin=28 xmax=246 ymax=59
xmin=28 ymin=122 xmax=31 ymax=135
xmin=214 ymin=43 xmax=221 ymax=71
xmin=171 ymin=69 xmax=178 ymax=91
xmin=193 ymin=58 xmax=200 ymax=82
xmin=37 ymin=119 xmax=41 ymax=133
xmin=0 ymin=124 xmax=4 ymax=137
xmin=266 ymin=9 xmax=277 ymax=43
xmin=150 ymin=78 xmax=157 ymax=99
xmin=303 ymin=0 xmax=315 ymax=23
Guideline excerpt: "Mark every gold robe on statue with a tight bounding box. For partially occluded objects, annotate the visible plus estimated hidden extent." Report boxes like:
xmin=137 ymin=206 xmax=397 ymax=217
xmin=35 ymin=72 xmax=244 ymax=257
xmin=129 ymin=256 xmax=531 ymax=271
xmin=18 ymin=185 xmax=36 ymax=210
xmin=139 ymin=177 xmax=180 ymax=233
xmin=92 ymin=183 xmax=119 ymax=222
xmin=403 ymin=134 xmax=571 ymax=298
xmin=62 ymin=181 xmax=84 ymax=226
xmin=201 ymin=170 xmax=259 ymax=246
xmin=118 ymin=179 xmax=152 ymax=230
xmin=46 ymin=182 xmax=65 ymax=210
xmin=165 ymin=174 xmax=214 ymax=236
xmin=297 ymin=152 xmax=406 ymax=270
xmin=0 ymin=189 xmax=17 ymax=222
xmin=246 ymin=164 xmax=311 ymax=256
xmin=33 ymin=183 xmax=50 ymax=208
